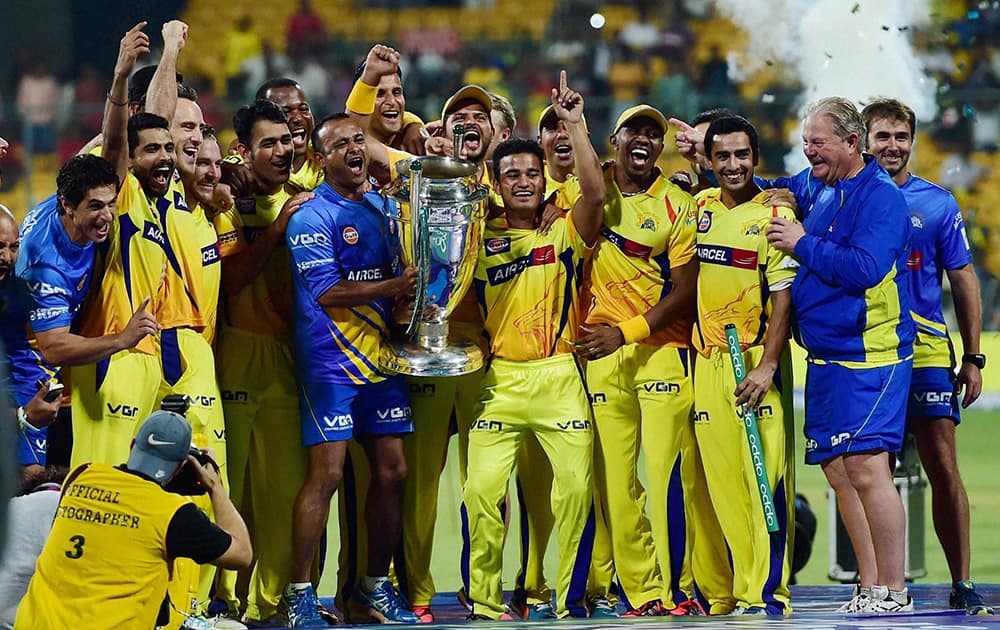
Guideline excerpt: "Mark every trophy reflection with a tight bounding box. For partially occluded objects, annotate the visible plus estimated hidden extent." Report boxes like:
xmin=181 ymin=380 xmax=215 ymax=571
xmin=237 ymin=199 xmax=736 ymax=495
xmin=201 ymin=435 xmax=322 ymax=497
xmin=380 ymin=126 xmax=488 ymax=376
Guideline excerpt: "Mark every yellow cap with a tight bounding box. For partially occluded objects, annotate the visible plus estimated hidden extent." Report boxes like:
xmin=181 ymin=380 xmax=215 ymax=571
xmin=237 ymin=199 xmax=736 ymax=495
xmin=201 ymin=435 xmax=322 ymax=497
xmin=613 ymin=104 xmax=668 ymax=135
xmin=441 ymin=85 xmax=492 ymax=122
xmin=537 ymin=105 xmax=588 ymax=135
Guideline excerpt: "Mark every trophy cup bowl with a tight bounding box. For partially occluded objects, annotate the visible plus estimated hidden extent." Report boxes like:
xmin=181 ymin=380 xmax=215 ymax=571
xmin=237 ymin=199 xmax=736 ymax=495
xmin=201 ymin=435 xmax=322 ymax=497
xmin=379 ymin=153 xmax=489 ymax=376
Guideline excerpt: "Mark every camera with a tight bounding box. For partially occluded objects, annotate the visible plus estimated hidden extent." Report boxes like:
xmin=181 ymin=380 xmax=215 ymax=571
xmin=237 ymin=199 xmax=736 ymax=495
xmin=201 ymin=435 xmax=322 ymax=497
xmin=159 ymin=394 xmax=220 ymax=496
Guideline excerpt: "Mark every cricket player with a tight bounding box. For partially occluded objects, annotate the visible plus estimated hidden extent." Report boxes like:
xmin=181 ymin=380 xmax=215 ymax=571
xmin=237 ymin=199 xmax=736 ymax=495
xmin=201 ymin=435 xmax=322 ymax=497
xmin=692 ymin=114 xmax=796 ymax=615
xmin=564 ymin=104 xmax=703 ymax=616
xmin=861 ymin=98 xmax=992 ymax=615
xmin=282 ymin=110 xmax=418 ymax=627
xmin=464 ymin=71 xmax=604 ymax=621
xmin=213 ymin=99 xmax=314 ymax=624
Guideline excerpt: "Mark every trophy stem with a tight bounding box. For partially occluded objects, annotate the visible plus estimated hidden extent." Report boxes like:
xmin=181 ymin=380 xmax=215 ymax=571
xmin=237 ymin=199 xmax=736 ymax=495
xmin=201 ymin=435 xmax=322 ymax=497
xmin=418 ymin=320 xmax=450 ymax=352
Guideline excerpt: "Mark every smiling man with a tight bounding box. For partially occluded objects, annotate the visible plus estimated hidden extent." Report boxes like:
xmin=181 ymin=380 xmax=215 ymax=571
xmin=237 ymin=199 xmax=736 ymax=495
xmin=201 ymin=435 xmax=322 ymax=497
xmin=692 ymin=115 xmax=797 ymax=615
xmin=563 ymin=104 xmax=702 ymax=617
xmin=860 ymin=98 xmax=991 ymax=615
xmin=765 ymin=96 xmax=915 ymax=614
xmin=257 ymin=78 xmax=324 ymax=192
xmin=69 ymin=21 xmax=193 ymax=470
xmin=465 ymin=71 xmax=604 ymax=622
xmin=212 ymin=98 xmax=315 ymax=626
xmin=282 ymin=112 xmax=418 ymax=627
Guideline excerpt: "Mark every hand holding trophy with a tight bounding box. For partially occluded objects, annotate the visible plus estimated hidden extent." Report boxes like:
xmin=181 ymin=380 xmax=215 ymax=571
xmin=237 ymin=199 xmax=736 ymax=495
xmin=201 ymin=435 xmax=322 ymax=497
xmin=380 ymin=125 xmax=489 ymax=376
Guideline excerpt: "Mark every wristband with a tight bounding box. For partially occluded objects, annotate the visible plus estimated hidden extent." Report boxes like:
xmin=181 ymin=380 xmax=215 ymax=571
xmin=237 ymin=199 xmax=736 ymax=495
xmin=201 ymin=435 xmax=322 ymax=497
xmin=106 ymin=91 xmax=128 ymax=107
xmin=617 ymin=314 xmax=651 ymax=345
xmin=346 ymin=80 xmax=378 ymax=115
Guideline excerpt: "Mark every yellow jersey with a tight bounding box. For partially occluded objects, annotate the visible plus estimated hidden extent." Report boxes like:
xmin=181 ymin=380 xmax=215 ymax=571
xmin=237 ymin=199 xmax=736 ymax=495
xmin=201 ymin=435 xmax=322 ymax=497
xmin=288 ymin=148 xmax=324 ymax=192
xmin=560 ymin=165 xmax=698 ymax=347
xmin=15 ymin=463 xmax=191 ymax=629
xmin=692 ymin=189 xmax=799 ymax=355
xmin=473 ymin=212 xmax=591 ymax=361
xmin=79 ymin=171 xmax=167 ymax=356
xmin=544 ymin=165 xmax=574 ymax=200
xmin=154 ymin=175 xmax=206 ymax=331
xmin=213 ymin=188 xmax=294 ymax=340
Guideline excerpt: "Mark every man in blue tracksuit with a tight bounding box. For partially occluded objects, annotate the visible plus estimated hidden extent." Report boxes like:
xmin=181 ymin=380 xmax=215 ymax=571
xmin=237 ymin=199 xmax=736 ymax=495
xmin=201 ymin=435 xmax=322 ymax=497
xmin=765 ymin=97 xmax=916 ymax=614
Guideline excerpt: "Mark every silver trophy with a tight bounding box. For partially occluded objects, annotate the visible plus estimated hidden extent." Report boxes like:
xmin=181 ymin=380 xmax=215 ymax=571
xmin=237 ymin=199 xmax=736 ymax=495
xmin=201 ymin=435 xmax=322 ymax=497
xmin=380 ymin=125 xmax=489 ymax=376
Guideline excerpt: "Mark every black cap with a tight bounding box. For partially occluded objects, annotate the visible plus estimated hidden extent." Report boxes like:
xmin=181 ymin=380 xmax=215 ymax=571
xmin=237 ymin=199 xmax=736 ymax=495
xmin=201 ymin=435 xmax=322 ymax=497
xmin=128 ymin=65 xmax=184 ymax=105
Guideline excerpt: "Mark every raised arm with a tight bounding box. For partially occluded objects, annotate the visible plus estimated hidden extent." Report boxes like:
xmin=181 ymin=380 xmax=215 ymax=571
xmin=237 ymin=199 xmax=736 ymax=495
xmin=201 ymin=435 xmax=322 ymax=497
xmin=144 ymin=20 xmax=188 ymax=121
xmin=554 ymin=70 xmax=604 ymax=245
xmin=345 ymin=44 xmax=405 ymax=181
xmin=103 ymin=22 xmax=150 ymax=182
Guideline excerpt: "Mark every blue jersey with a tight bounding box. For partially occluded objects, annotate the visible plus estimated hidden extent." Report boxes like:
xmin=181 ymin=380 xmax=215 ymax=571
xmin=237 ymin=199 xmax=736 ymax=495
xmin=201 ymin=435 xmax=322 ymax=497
xmin=899 ymin=175 xmax=972 ymax=368
xmin=16 ymin=195 xmax=95 ymax=334
xmin=286 ymin=182 xmax=401 ymax=385
xmin=0 ymin=276 xmax=56 ymax=406
xmin=773 ymin=156 xmax=915 ymax=366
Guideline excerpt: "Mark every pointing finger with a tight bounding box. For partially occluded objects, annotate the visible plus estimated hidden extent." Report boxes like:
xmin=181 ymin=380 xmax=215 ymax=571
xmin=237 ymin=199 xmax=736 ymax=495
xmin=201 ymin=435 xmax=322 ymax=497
xmin=137 ymin=296 xmax=151 ymax=312
xmin=559 ymin=69 xmax=568 ymax=93
xmin=668 ymin=117 xmax=695 ymax=133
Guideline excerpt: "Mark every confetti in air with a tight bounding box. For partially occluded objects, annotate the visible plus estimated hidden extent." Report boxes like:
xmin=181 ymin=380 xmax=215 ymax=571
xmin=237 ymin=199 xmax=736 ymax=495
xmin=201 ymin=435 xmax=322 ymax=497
xmin=713 ymin=0 xmax=939 ymax=172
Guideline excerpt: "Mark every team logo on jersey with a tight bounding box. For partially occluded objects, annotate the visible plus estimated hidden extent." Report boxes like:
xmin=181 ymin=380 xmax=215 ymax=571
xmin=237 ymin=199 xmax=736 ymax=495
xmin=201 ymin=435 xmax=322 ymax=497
xmin=236 ymin=198 xmax=256 ymax=215
xmin=289 ymin=232 xmax=330 ymax=247
xmin=143 ymin=221 xmax=166 ymax=246
xmin=324 ymin=414 xmax=353 ymax=430
xmin=910 ymin=214 xmax=924 ymax=229
xmin=377 ymin=405 xmax=412 ymax=422
xmin=637 ymin=213 xmax=658 ymax=232
xmin=106 ymin=402 xmax=140 ymax=417
xmin=601 ymin=226 xmax=652 ymax=261
xmin=696 ymin=245 xmax=758 ymax=269
xmin=26 ymin=281 xmax=69 ymax=297
xmin=343 ymin=226 xmax=359 ymax=245
xmin=485 ymin=245 xmax=557 ymax=285
xmin=346 ymin=266 xmax=386 ymax=281
xmin=201 ymin=243 xmax=220 ymax=265
xmin=485 ymin=237 xmax=511 ymax=256
xmin=222 ymin=390 xmax=249 ymax=402
xmin=913 ymin=390 xmax=953 ymax=405
xmin=698 ymin=211 xmax=712 ymax=233
xmin=744 ymin=223 xmax=761 ymax=236
xmin=172 ymin=189 xmax=188 ymax=211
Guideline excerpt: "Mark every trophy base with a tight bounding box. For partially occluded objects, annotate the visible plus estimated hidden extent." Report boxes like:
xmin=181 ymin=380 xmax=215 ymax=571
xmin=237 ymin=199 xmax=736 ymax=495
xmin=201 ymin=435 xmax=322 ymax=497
xmin=381 ymin=340 xmax=484 ymax=377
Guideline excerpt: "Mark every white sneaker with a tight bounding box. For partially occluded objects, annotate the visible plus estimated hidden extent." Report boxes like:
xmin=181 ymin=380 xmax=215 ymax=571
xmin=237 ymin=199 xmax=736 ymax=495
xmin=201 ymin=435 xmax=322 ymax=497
xmin=865 ymin=585 xmax=914 ymax=613
xmin=181 ymin=615 xmax=248 ymax=630
xmin=837 ymin=585 xmax=872 ymax=612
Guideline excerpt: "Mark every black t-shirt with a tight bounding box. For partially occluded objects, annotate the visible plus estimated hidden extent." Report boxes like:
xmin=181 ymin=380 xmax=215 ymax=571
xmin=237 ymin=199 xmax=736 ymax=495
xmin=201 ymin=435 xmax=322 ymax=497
xmin=165 ymin=502 xmax=233 ymax=563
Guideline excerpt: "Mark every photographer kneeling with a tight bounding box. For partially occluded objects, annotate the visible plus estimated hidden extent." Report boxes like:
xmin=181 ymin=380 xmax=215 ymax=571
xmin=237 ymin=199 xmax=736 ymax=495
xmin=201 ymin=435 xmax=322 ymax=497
xmin=14 ymin=411 xmax=252 ymax=629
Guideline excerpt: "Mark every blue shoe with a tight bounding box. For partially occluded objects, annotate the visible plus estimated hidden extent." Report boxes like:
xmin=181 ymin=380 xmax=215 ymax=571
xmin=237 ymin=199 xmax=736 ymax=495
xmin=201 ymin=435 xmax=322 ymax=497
xmin=512 ymin=600 xmax=557 ymax=620
xmin=587 ymin=595 xmax=619 ymax=618
xmin=350 ymin=581 xmax=420 ymax=624
xmin=279 ymin=585 xmax=326 ymax=628
xmin=951 ymin=580 xmax=995 ymax=615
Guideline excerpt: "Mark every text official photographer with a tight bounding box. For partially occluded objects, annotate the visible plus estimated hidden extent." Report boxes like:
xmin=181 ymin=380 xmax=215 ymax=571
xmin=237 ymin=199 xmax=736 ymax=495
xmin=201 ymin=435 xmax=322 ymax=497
xmin=14 ymin=410 xmax=252 ymax=629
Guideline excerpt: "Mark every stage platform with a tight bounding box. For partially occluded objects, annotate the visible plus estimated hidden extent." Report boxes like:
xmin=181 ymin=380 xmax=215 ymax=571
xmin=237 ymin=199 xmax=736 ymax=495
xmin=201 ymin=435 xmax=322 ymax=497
xmin=260 ymin=584 xmax=1000 ymax=628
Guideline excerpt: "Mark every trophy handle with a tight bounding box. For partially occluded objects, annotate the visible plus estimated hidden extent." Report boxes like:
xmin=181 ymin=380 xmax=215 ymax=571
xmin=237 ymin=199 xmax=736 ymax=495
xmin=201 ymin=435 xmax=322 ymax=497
xmin=406 ymin=160 xmax=428 ymax=337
